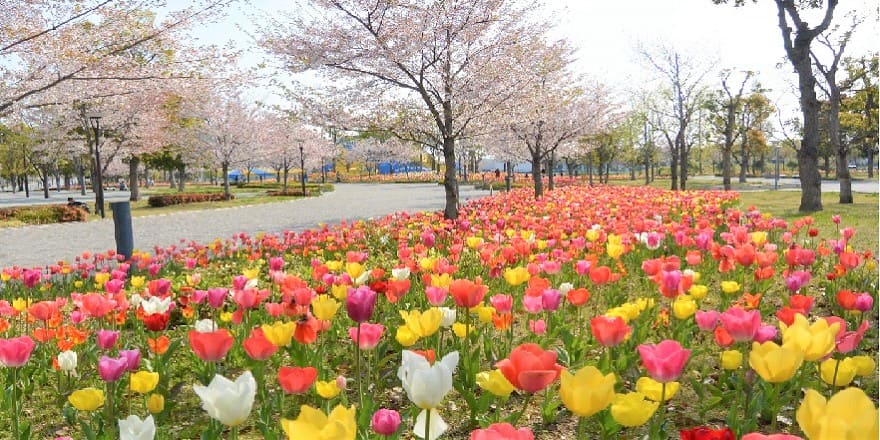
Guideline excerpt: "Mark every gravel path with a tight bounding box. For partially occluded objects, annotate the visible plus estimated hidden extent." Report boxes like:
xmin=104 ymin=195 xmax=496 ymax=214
xmin=0 ymin=183 xmax=488 ymax=268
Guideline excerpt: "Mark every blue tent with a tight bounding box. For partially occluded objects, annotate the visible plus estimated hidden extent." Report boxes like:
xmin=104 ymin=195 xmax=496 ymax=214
xmin=228 ymin=168 xmax=274 ymax=183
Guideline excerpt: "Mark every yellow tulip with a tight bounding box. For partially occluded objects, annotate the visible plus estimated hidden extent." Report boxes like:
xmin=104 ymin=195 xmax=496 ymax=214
xmin=129 ymin=276 xmax=146 ymax=289
xmin=781 ymin=314 xmax=840 ymax=362
xmin=94 ymin=272 xmax=110 ymax=288
xmin=688 ymin=284 xmax=708 ymax=300
xmin=261 ymin=321 xmax=296 ymax=347
xmin=672 ymin=296 xmax=696 ymax=320
xmin=312 ymin=295 xmax=340 ymax=321
xmin=720 ymin=281 xmax=740 ymax=294
xmin=12 ymin=298 xmax=29 ymax=313
xmin=0 ymin=272 xmax=10 ymax=281
xmin=635 ymin=298 xmax=654 ymax=311
xmin=344 ymin=262 xmax=364 ymax=280
xmin=399 ymin=309 xmax=442 ymax=338
xmin=69 ymin=388 xmax=105 ymax=411
xmin=748 ymin=341 xmax=804 ymax=383
xmin=130 ymin=371 xmax=160 ymax=394
xmin=325 ymin=260 xmax=342 ymax=272
xmin=476 ymin=305 xmax=495 ymax=324
xmin=315 ymin=380 xmax=341 ymax=399
xmin=606 ymin=242 xmax=625 ymax=259
xmin=818 ymin=358 xmax=857 ymax=387
xmin=219 ymin=312 xmax=233 ymax=323
xmin=720 ymin=350 xmax=743 ymax=370
xmin=452 ymin=322 xmax=472 ymax=338
xmin=610 ymin=392 xmax=659 ymax=427
xmin=466 ymin=236 xmax=484 ymax=249
xmin=395 ymin=326 xmax=419 ymax=347
xmin=242 ymin=268 xmax=260 ymax=280
xmin=330 ymin=284 xmax=349 ymax=300
xmin=503 ymin=266 xmax=530 ymax=286
xmin=796 ymin=388 xmax=878 ymax=440
xmin=476 ymin=369 xmax=515 ymax=397
xmin=147 ymin=393 xmax=165 ymax=414
xmin=281 ymin=404 xmax=357 ymax=440
xmin=851 ymin=355 xmax=876 ymax=377
xmin=429 ymin=273 xmax=451 ymax=288
xmin=635 ymin=377 xmax=679 ymax=402
xmin=419 ymin=257 xmax=436 ymax=271
xmin=560 ymin=367 xmax=616 ymax=417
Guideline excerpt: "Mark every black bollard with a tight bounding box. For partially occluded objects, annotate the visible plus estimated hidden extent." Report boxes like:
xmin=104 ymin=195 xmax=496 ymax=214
xmin=110 ymin=201 xmax=133 ymax=260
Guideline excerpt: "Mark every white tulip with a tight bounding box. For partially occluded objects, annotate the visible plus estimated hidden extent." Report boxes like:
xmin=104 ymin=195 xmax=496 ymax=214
xmin=391 ymin=267 xmax=411 ymax=280
xmin=398 ymin=351 xmax=458 ymax=440
xmin=140 ymin=296 xmax=171 ymax=315
xmin=558 ymin=282 xmax=574 ymax=295
xmin=193 ymin=371 xmax=256 ymax=427
xmin=57 ymin=350 xmax=77 ymax=372
xmin=194 ymin=319 xmax=217 ymax=333
xmin=118 ymin=414 xmax=156 ymax=440
xmin=438 ymin=307 xmax=456 ymax=328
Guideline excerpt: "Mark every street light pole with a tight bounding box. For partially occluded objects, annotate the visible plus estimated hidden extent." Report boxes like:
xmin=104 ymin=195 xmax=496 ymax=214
xmin=88 ymin=112 xmax=105 ymax=218
xmin=774 ymin=145 xmax=780 ymax=191
xmin=299 ymin=141 xmax=306 ymax=195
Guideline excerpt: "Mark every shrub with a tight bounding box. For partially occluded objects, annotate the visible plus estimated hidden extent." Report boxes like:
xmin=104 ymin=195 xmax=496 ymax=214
xmin=0 ymin=205 xmax=87 ymax=224
xmin=147 ymin=193 xmax=233 ymax=207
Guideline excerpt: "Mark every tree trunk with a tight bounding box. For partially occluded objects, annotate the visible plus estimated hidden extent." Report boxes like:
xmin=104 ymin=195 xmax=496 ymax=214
xmin=41 ymin=165 xmax=50 ymax=199
xmin=129 ymin=156 xmax=140 ymax=202
xmin=722 ymin=148 xmax=732 ymax=190
xmin=442 ymin=136 xmax=459 ymax=219
xmin=588 ymin=154 xmax=594 ymax=186
xmin=547 ymin=153 xmax=556 ymax=191
xmin=177 ymin=164 xmax=185 ymax=192
xmin=679 ymin=146 xmax=688 ymax=190
xmin=669 ymin=146 xmax=679 ymax=190
xmin=739 ymin=143 xmax=748 ymax=183
xmin=531 ymin=150 xmax=543 ymax=199
xmin=868 ymin=149 xmax=875 ymax=178
xmin=222 ymin=161 xmax=231 ymax=200
xmin=78 ymin=160 xmax=86 ymax=196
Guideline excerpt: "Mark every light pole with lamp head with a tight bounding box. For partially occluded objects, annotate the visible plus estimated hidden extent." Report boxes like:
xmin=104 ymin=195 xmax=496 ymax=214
xmin=87 ymin=112 xmax=105 ymax=218
xmin=298 ymin=141 xmax=306 ymax=195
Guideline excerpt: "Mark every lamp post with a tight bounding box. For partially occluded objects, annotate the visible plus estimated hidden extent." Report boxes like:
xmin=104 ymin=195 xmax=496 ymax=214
xmin=774 ymin=145 xmax=781 ymax=191
xmin=299 ymin=141 xmax=306 ymax=195
xmin=88 ymin=112 xmax=105 ymax=218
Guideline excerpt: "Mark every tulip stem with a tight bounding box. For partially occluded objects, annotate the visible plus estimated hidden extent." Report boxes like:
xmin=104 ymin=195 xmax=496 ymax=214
xmin=511 ymin=392 xmax=534 ymax=425
xmin=831 ymin=358 xmax=841 ymax=395
xmin=424 ymin=409 xmax=431 ymax=440
xmin=576 ymin=416 xmax=586 ymax=440
xmin=355 ymin=322 xmax=363 ymax=410
xmin=229 ymin=425 xmax=239 ymax=440
xmin=11 ymin=367 xmax=20 ymax=440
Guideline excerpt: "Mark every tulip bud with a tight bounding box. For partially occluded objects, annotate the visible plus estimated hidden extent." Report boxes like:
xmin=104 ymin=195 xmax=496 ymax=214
xmin=371 ymin=408 xmax=402 ymax=436
xmin=147 ymin=394 xmax=165 ymax=414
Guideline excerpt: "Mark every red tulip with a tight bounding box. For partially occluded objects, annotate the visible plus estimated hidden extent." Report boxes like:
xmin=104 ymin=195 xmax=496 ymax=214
xmin=588 ymin=266 xmax=612 ymax=285
xmin=449 ymin=278 xmax=488 ymax=308
xmin=0 ymin=336 xmax=36 ymax=367
xmin=242 ymin=328 xmax=278 ymax=360
xmin=81 ymin=293 xmax=114 ymax=318
xmin=679 ymin=426 xmax=735 ymax=440
xmin=188 ymin=329 xmax=234 ymax=362
xmin=638 ymin=339 xmax=691 ymax=383
xmin=590 ymin=316 xmax=631 ymax=347
xmin=565 ymin=288 xmax=590 ymax=307
xmin=277 ymin=366 xmax=318 ymax=394
xmin=142 ymin=312 xmax=170 ymax=332
xmin=496 ymin=343 xmax=563 ymax=393
xmin=471 ymin=423 xmax=534 ymax=440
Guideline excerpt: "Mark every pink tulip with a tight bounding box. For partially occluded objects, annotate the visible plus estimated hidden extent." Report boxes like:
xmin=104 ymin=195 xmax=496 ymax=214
xmin=346 ymin=286 xmax=378 ymax=323
xmin=490 ymin=294 xmax=513 ymax=314
xmin=741 ymin=433 xmax=803 ymax=440
xmin=529 ymin=319 xmax=547 ymax=335
xmin=191 ymin=290 xmax=208 ymax=304
xmin=349 ymin=323 xmax=385 ymax=350
xmin=854 ymin=293 xmax=873 ymax=312
xmin=753 ymin=325 xmax=778 ymax=343
xmin=207 ymin=288 xmax=228 ymax=308
xmin=232 ymin=275 xmax=249 ymax=290
xmin=23 ymin=269 xmax=41 ymax=288
xmin=104 ymin=278 xmax=125 ymax=294
xmin=522 ymin=295 xmax=543 ymax=314
xmin=98 ymin=356 xmax=128 ymax=382
xmin=694 ymin=310 xmax=720 ymax=331
xmin=0 ymin=336 xmax=36 ymax=367
xmin=97 ymin=330 xmax=120 ymax=350
xmin=371 ymin=408 xmax=401 ymax=436
xmin=574 ymin=260 xmax=591 ymax=276
xmin=637 ymin=339 xmax=691 ymax=382
xmin=471 ymin=423 xmax=534 ymax=440
xmin=719 ymin=307 xmax=761 ymax=342
xmin=269 ymin=256 xmax=285 ymax=271
xmin=425 ymin=286 xmax=448 ymax=306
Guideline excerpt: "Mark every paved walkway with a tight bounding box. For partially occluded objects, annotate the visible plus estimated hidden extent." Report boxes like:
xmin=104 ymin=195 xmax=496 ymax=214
xmin=0 ymin=183 xmax=488 ymax=268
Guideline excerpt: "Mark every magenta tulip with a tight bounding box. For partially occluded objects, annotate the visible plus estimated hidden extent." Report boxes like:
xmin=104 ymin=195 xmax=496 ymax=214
xmin=119 ymin=349 xmax=141 ymax=371
xmin=371 ymin=408 xmax=401 ymax=436
xmin=637 ymin=339 xmax=691 ymax=382
xmin=96 ymin=330 xmax=120 ymax=350
xmin=98 ymin=356 xmax=128 ymax=382
xmin=206 ymin=288 xmax=228 ymax=309
xmin=0 ymin=336 xmax=36 ymax=367
xmin=346 ymin=285 xmax=378 ymax=323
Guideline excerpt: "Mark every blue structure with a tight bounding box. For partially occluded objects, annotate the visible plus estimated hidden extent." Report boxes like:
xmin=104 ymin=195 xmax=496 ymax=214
xmin=228 ymin=169 xmax=274 ymax=183
xmin=378 ymin=162 xmax=429 ymax=174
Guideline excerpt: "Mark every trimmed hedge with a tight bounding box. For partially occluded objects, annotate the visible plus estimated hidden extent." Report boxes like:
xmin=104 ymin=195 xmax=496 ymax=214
xmin=266 ymin=189 xmax=311 ymax=197
xmin=147 ymin=193 xmax=233 ymax=207
xmin=0 ymin=204 xmax=88 ymax=224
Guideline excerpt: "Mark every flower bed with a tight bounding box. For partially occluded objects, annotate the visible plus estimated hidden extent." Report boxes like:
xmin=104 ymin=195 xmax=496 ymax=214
xmin=0 ymin=184 xmax=876 ymax=439
xmin=147 ymin=193 xmax=234 ymax=207
xmin=0 ymin=204 xmax=87 ymax=224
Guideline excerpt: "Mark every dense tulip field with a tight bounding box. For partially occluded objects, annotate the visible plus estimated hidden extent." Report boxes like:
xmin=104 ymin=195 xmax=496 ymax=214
xmin=0 ymin=184 xmax=876 ymax=440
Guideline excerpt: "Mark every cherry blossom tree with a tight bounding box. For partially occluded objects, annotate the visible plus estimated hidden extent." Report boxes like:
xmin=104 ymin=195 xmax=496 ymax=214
xmin=260 ymin=0 xmax=555 ymax=219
